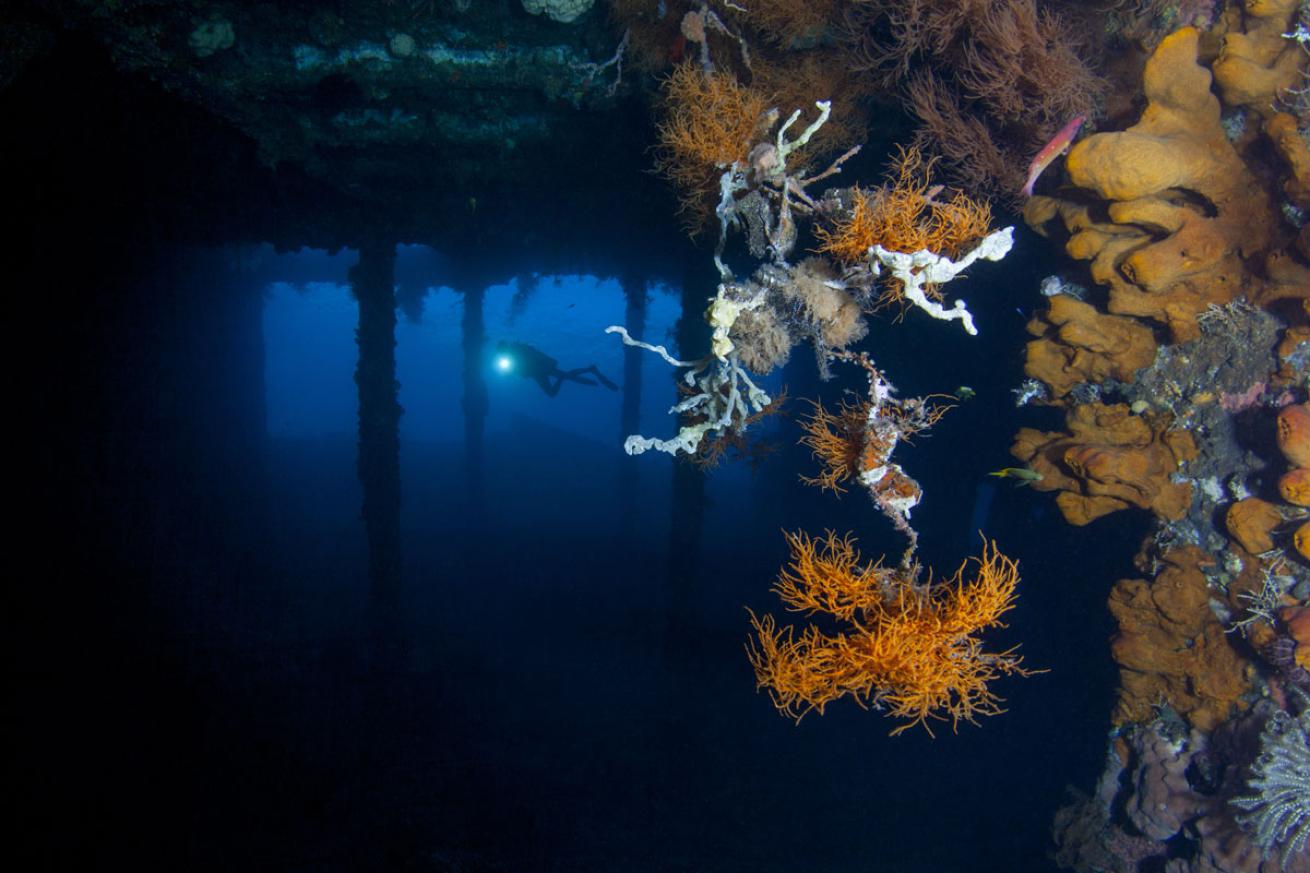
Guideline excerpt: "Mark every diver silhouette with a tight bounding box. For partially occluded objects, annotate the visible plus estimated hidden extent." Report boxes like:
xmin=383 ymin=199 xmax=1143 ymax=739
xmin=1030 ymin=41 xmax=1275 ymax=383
xmin=495 ymin=340 xmax=618 ymax=397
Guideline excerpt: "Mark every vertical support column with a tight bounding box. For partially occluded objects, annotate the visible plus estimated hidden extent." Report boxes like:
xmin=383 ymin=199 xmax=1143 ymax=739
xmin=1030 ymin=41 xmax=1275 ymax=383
xmin=351 ymin=239 xmax=403 ymax=656
xmin=460 ymin=286 xmax=488 ymax=520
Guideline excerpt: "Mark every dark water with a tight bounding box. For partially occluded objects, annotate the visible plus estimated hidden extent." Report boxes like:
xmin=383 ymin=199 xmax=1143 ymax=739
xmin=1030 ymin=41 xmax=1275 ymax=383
xmin=12 ymin=37 xmax=1138 ymax=873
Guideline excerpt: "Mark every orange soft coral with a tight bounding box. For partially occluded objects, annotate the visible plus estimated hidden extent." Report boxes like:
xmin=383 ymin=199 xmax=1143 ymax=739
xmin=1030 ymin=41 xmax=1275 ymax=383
xmin=797 ymin=391 xmax=949 ymax=520
xmin=653 ymin=62 xmax=771 ymax=230
xmin=816 ymin=146 xmax=993 ymax=265
xmin=796 ymin=397 xmax=870 ymax=495
xmin=746 ymin=531 xmax=1034 ymax=735
xmin=815 ymin=147 xmax=993 ymax=309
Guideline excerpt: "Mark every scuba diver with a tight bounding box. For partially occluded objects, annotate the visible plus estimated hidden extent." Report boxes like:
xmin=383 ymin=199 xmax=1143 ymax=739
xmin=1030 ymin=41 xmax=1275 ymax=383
xmin=494 ymin=340 xmax=618 ymax=397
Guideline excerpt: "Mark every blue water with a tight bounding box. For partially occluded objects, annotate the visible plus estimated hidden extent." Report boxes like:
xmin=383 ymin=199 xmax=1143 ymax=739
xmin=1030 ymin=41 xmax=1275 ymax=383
xmin=19 ymin=231 xmax=1136 ymax=871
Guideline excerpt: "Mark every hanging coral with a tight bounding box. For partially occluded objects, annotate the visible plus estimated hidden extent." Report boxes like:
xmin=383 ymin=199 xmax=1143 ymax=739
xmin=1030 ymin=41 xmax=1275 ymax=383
xmin=746 ymin=532 xmax=1035 ymax=736
xmin=653 ymin=61 xmax=771 ymax=230
xmin=816 ymin=146 xmax=993 ymax=266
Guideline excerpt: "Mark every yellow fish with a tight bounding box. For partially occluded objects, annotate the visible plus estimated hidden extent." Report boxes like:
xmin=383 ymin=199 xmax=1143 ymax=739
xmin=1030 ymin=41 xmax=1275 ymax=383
xmin=988 ymin=467 xmax=1043 ymax=485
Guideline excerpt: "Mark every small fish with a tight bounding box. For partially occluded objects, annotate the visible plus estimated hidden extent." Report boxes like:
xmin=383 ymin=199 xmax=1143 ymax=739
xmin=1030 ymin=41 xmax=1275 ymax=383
xmin=988 ymin=466 xmax=1044 ymax=485
xmin=1021 ymin=115 xmax=1085 ymax=198
xmin=954 ymin=386 xmax=976 ymax=401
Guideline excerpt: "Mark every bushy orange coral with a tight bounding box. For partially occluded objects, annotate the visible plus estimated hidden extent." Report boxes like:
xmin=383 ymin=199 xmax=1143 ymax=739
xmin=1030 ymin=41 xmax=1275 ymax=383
xmin=817 ymin=147 xmax=993 ymax=265
xmin=815 ymin=147 xmax=993 ymax=310
xmin=653 ymin=62 xmax=771 ymax=229
xmin=611 ymin=0 xmax=874 ymax=166
xmin=798 ymin=390 xmax=950 ymax=496
xmin=746 ymin=531 xmax=1034 ymax=735
xmin=796 ymin=397 xmax=870 ymax=494
xmin=796 ymin=364 xmax=953 ymax=561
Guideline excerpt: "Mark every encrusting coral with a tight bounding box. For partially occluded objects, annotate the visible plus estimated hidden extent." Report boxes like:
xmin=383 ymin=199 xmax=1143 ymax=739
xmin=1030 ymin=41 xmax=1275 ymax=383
xmin=993 ymin=6 xmax=1310 ymax=869
xmin=1227 ymin=497 xmax=1286 ymax=555
xmin=1280 ymin=467 xmax=1310 ymax=506
xmin=1263 ymin=402 xmax=1310 ymax=564
xmin=1011 ymin=403 xmax=1198 ymax=526
xmin=1278 ymin=402 xmax=1310 ymax=469
xmin=1276 ymin=317 xmax=1310 ymax=384
xmin=1283 ymin=606 xmax=1310 ymax=672
xmin=1023 ymin=295 xmax=1158 ymax=399
xmin=1108 ymin=546 xmax=1253 ymax=731
xmin=1053 ymin=704 xmax=1310 ymax=873
xmin=1267 ymin=111 xmax=1310 ymax=211
xmin=1025 ymin=26 xmax=1285 ymax=343
xmin=1212 ymin=0 xmax=1307 ymax=115
xmin=746 ymin=531 xmax=1034 ymax=736
xmin=1229 ymin=402 xmax=1310 ymax=564
xmin=1295 ymin=521 xmax=1310 ymax=561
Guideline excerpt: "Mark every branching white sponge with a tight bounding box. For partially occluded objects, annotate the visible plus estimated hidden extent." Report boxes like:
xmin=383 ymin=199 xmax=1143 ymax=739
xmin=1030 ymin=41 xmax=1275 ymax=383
xmin=869 ymin=226 xmax=1015 ymax=336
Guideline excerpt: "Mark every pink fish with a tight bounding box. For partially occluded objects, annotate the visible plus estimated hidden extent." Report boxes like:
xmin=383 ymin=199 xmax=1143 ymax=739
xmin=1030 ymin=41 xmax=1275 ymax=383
xmin=1020 ymin=115 xmax=1085 ymax=198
